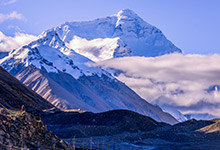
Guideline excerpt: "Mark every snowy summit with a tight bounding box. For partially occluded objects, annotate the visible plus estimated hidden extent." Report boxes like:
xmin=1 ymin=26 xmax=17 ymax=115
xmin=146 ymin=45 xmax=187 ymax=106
xmin=47 ymin=9 xmax=182 ymax=61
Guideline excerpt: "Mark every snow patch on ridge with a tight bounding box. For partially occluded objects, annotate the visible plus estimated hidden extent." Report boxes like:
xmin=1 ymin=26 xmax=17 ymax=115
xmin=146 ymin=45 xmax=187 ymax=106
xmin=0 ymin=30 xmax=113 ymax=79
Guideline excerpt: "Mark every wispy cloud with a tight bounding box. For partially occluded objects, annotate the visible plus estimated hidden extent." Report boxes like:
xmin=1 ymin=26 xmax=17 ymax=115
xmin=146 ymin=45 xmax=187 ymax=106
xmin=0 ymin=31 xmax=37 ymax=52
xmin=0 ymin=11 xmax=26 ymax=23
xmin=7 ymin=25 xmax=26 ymax=33
xmin=2 ymin=0 xmax=17 ymax=5
xmin=91 ymin=54 xmax=220 ymax=117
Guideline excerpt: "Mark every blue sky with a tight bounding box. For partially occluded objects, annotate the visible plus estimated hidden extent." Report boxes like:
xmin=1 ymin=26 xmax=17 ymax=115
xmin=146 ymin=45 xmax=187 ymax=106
xmin=0 ymin=0 xmax=220 ymax=54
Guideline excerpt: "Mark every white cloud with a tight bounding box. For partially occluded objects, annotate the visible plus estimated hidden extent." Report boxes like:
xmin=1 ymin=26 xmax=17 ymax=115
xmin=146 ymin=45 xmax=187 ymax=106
xmin=7 ymin=25 xmax=26 ymax=33
xmin=3 ymin=0 xmax=17 ymax=5
xmin=67 ymin=36 xmax=120 ymax=62
xmin=91 ymin=54 xmax=220 ymax=117
xmin=0 ymin=11 xmax=26 ymax=23
xmin=0 ymin=31 xmax=38 ymax=52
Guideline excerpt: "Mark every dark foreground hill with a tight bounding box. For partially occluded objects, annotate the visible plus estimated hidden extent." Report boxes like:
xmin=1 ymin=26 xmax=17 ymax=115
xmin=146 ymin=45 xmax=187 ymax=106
xmin=96 ymin=118 xmax=220 ymax=150
xmin=42 ymin=109 xmax=170 ymax=138
xmin=42 ymin=109 xmax=220 ymax=150
xmin=0 ymin=66 xmax=56 ymax=114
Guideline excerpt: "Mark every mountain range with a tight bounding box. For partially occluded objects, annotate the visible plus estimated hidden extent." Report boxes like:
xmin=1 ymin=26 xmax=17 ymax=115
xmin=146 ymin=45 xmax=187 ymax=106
xmin=0 ymin=9 xmax=181 ymax=124
xmin=1 ymin=8 xmax=220 ymax=150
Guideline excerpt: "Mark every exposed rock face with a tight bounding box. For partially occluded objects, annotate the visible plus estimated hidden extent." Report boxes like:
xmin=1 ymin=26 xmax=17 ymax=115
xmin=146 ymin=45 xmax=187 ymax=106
xmin=0 ymin=108 xmax=73 ymax=150
xmin=0 ymin=66 xmax=56 ymax=115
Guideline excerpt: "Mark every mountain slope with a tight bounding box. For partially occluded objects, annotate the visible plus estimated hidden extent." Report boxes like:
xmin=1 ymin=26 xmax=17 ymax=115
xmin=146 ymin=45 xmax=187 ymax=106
xmin=0 ymin=28 xmax=178 ymax=124
xmin=51 ymin=9 xmax=181 ymax=61
xmin=0 ymin=52 xmax=8 ymax=59
xmin=0 ymin=66 xmax=55 ymax=114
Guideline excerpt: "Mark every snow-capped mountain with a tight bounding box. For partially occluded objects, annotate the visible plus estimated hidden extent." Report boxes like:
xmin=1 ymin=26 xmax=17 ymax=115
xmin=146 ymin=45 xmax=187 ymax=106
xmin=159 ymin=105 xmax=187 ymax=122
xmin=46 ymin=9 xmax=182 ymax=62
xmin=3 ymin=30 xmax=111 ymax=79
xmin=0 ymin=29 xmax=178 ymax=124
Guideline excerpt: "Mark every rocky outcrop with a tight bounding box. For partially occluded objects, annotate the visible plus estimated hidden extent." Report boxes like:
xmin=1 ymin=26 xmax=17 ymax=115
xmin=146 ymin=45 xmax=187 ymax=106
xmin=0 ymin=108 xmax=74 ymax=150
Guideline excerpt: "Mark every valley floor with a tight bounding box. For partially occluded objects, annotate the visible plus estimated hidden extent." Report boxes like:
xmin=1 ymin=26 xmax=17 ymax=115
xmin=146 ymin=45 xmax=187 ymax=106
xmin=64 ymin=133 xmax=220 ymax=150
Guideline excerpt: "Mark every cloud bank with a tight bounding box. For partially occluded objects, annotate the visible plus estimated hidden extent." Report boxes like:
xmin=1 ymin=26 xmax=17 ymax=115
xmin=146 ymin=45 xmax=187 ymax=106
xmin=0 ymin=11 xmax=26 ymax=23
xmin=91 ymin=54 xmax=220 ymax=117
xmin=0 ymin=31 xmax=37 ymax=52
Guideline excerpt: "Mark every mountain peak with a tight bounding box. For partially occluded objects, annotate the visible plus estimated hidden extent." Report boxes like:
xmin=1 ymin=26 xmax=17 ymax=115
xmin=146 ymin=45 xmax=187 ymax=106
xmin=116 ymin=9 xmax=138 ymax=18
xmin=49 ymin=9 xmax=181 ymax=61
xmin=29 ymin=30 xmax=65 ymax=49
